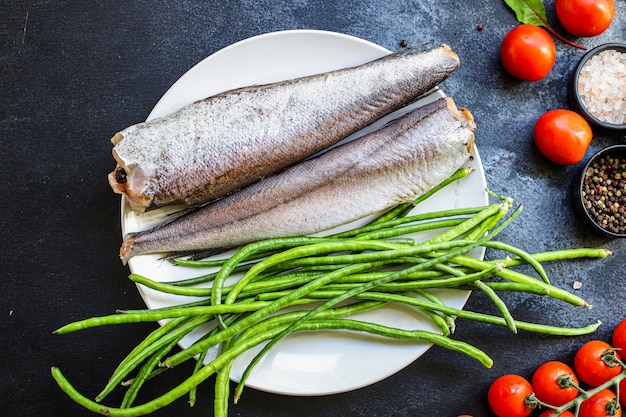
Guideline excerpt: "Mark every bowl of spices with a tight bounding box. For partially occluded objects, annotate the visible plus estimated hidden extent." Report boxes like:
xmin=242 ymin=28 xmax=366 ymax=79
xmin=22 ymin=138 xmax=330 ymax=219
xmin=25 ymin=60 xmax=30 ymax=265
xmin=570 ymin=43 xmax=626 ymax=131
xmin=574 ymin=144 xmax=626 ymax=238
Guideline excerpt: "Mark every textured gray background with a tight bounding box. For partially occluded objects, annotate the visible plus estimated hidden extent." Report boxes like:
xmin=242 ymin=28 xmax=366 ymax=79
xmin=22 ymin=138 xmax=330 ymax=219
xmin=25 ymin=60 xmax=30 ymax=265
xmin=1 ymin=1 xmax=625 ymax=416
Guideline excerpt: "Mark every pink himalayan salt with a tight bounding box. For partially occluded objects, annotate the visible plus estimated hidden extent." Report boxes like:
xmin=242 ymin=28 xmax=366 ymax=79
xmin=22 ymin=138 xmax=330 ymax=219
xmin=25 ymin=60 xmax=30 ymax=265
xmin=577 ymin=49 xmax=626 ymax=125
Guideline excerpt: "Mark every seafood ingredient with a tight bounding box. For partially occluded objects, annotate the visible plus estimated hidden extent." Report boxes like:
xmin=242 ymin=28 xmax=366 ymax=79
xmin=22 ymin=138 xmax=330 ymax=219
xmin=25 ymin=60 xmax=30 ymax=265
xmin=109 ymin=44 xmax=461 ymax=212
xmin=120 ymin=97 xmax=476 ymax=264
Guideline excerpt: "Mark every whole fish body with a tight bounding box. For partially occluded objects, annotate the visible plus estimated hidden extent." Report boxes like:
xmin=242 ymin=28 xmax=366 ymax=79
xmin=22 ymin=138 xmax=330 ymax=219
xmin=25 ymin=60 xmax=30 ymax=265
xmin=120 ymin=97 xmax=476 ymax=264
xmin=108 ymin=44 xmax=461 ymax=213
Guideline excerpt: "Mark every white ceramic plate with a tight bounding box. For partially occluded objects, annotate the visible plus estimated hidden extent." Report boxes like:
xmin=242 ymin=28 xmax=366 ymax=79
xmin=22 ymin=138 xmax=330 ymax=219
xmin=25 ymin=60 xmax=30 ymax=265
xmin=121 ymin=30 xmax=488 ymax=396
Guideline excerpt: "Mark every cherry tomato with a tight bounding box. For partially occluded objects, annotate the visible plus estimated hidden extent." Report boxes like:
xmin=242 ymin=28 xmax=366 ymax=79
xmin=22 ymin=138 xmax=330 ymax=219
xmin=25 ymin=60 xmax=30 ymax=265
xmin=539 ymin=410 xmax=575 ymax=417
xmin=612 ymin=319 xmax=626 ymax=352
xmin=574 ymin=340 xmax=622 ymax=387
xmin=620 ymin=378 xmax=626 ymax=406
xmin=488 ymin=374 xmax=536 ymax=417
xmin=500 ymin=24 xmax=556 ymax=81
xmin=533 ymin=109 xmax=593 ymax=165
xmin=579 ymin=389 xmax=622 ymax=417
xmin=555 ymin=0 xmax=615 ymax=37
xmin=532 ymin=361 xmax=580 ymax=406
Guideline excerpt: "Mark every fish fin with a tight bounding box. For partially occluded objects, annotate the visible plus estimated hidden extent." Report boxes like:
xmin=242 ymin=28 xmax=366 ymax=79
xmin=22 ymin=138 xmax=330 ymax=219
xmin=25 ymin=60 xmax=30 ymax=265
xmin=162 ymin=247 xmax=236 ymax=263
xmin=395 ymin=42 xmax=433 ymax=54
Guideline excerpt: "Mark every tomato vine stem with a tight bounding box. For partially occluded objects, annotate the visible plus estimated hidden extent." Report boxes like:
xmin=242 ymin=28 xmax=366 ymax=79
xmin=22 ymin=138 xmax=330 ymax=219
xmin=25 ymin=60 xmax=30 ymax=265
xmin=538 ymin=365 xmax=626 ymax=416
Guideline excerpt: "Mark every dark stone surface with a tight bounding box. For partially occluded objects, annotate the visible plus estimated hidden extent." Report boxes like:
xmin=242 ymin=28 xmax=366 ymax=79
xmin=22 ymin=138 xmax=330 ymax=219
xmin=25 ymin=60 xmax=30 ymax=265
xmin=1 ymin=1 xmax=624 ymax=416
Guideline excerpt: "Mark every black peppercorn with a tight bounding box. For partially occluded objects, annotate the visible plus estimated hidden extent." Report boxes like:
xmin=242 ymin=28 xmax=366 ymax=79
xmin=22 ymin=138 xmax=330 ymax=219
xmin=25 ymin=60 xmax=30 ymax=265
xmin=581 ymin=154 xmax=626 ymax=235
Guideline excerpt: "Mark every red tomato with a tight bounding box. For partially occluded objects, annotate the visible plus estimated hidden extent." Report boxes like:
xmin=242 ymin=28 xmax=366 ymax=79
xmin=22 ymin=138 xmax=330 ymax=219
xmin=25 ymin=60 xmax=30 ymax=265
xmin=574 ymin=340 xmax=622 ymax=387
xmin=579 ymin=389 xmax=622 ymax=417
xmin=532 ymin=361 xmax=580 ymax=406
xmin=488 ymin=374 xmax=536 ymax=417
xmin=539 ymin=410 xmax=575 ymax=417
xmin=620 ymin=378 xmax=626 ymax=406
xmin=555 ymin=0 xmax=615 ymax=37
xmin=500 ymin=24 xmax=556 ymax=81
xmin=533 ymin=109 xmax=593 ymax=165
xmin=612 ymin=319 xmax=626 ymax=352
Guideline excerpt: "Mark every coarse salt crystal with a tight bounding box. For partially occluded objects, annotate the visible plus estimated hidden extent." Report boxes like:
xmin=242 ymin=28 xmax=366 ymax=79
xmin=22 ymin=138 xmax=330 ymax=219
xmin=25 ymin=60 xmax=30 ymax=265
xmin=577 ymin=49 xmax=626 ymax=125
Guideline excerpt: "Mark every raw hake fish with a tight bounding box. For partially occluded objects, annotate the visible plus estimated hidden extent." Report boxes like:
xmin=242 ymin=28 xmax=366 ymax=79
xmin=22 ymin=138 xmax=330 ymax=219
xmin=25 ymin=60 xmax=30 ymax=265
xmin=120 ymin=97 xmax=476 ymax=264
xmin=109 ymin=44 xmax=461 ymax=212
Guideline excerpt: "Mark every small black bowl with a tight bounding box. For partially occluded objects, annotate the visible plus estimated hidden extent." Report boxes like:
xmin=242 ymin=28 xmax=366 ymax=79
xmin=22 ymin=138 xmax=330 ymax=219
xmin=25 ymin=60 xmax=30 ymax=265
xmin=569 ymin=43 xmax=626 ymax=132
xmin=573 ymin=144 xmax=626 ymax=238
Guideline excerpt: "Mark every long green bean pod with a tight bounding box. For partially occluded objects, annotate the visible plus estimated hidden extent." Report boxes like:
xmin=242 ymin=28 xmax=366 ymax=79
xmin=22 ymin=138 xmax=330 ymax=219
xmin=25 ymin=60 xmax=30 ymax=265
xmin=96 ymin=314 xmax=215 ymax=402
xmin=120 ymin=337 xmax=179 ymax=408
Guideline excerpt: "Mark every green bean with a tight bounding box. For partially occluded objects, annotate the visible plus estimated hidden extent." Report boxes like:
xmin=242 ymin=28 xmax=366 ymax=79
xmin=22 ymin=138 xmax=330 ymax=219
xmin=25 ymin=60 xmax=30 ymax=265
xmin=488 ymin=247 xmax=612 ymax=267
xmin=214 ymin=340 xmax=233 ymax=417
xmin=121 ymin=337 xmax=179 ymax=408
xmin=481 ymin=241 xmax=550 ymax=284
xmin=463 ymin=202 xmax=509 ymax=241
xmin=354 ymin=291 xmax=602 ymax=335
xmin=52 ymin=318 xmax=491 ymax=417
xmin=422 ymin=201 xmax=508 ymax=245
xmin=166 ymin=263 xmax=254 ymax=286
xmin=131 ymin=274 xmax=213 ymax=297
xmin=54 ymin=302 xmax=276 ymax=334
xmin=353 ymin=218 xmax=467 ymax=241
xmin=464 ymin=282 xmax=551 ymax=295
xmin=473 ymin=280 xmax=517 ymax=333
xmin=314 ymin=264 xmax=496 ymax=293
xmin=117 ymin=298 xmax=213 ymax=314
xmin=96 ymin=314 xmax=214 ymax=402
xmin=408 ymin=290 xmax=453 ymax=336
xmin=333 ymin=269 xmax=448 ymax=282
xmin=447 ymin=254 xmax=589 ymax=307
xmin=272 ymin=255 xmax=418 ymax=275
xmin=172 ymin=257 xmax=230 ymax=268
xmin=188 ymin=346 xmax=208 ymax=407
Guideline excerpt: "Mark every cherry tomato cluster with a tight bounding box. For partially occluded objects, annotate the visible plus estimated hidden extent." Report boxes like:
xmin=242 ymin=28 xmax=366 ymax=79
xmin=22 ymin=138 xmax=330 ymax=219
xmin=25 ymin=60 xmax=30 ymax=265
xmin=500 ymin=0 xmax=615 ymax=81
xmin=488 ymin=319 xmax=626 ymax=417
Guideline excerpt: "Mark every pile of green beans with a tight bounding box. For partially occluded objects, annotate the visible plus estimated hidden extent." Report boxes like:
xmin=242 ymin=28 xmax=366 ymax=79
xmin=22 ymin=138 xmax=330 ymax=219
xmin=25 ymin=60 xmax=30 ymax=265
xmin=51 ymin=168 xmax=611 ymax=417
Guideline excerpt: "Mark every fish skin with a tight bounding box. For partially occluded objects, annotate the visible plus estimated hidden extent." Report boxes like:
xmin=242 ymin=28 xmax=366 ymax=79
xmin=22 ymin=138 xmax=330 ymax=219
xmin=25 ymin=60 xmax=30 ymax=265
xmin=120 ymin=97 xmax=476 ymax=264
xmin=108 ymin=44 xmax=461 ymax=212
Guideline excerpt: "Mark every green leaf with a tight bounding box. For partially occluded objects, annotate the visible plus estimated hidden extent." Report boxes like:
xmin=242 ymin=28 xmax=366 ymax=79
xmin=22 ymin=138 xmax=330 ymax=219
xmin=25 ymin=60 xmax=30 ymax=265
xmin=503 ymin=0 xmax=549 ymax=27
